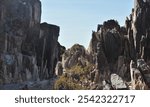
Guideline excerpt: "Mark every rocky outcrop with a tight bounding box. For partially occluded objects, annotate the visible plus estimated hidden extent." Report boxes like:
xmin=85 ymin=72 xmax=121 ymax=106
xmin=129 ymin=0 xmax=150 ymax=60
xmin=88 ymin=20 xmax=125 ymax=80
xmin=36 ymin=23 xmax=60 ymax=79
xmin=0 ymin=0 xmax=64 ymax=87
xmin=88 ymin=20 xmax=123 ymax=65
xmin=0 ymin=0 xmax=41 ymax=84
xmin=53 ymin=0 xmax=150 ymax=90
xmin=129 ymin=59 xmax=149 ymax=89
xmin=87 ymin=0 xmax=150 ymax=90
xmin=62 ymin=44 xmax=92 ymax=69
xmin=123 ymin=0 xmax=150 ymax=89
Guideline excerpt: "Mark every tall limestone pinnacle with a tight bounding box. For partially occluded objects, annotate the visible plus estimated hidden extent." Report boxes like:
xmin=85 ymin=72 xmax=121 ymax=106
xmin=0 ymin=0 xmax=65 ymax=89
xmin=0 ymin=0 xmax=41 ymax=84
xmin=132 ymin=0 xmax=150 ymax=59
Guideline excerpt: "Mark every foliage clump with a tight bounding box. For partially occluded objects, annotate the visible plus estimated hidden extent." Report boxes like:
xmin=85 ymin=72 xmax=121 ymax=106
xmin=54 ymin=64 xmax=94 ymax=90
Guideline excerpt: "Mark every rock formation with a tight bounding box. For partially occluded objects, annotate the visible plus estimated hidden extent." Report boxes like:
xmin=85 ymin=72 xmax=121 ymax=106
xmin=36 ymin=23 xmax=60 ymax=79
xmin=89 ymin=20 xmax=123 ymax=64
xmin=0 ymin=0 xmax=150 ymax=90
xmin=54 ymin=0 xmax=150 ymax=90
xmin=125 ymin=0 xmax=150 ymax=89
xmin=0 ymin=0 xmax=41 ymax=84
xmin=88 ymin=20 xmax=124 ymax=78
xmin=55 ymin=61 xmax=63 ymax=76
xmin=86 ymin=0 xmax=150 ymax=90
xmin=132 ymin=0 xmax=150 ymax=60
xmin=0 ymin=0 xmax=65 ymax=89
xmin=62 ymin=44 xmax=92 ymax=70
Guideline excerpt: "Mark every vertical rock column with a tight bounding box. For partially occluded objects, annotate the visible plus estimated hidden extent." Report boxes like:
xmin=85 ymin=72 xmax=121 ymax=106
xmin=0 ymin=0 xmax=41 ymax=84
xmin=133 ymin=0 xmax=150 ymax=60
xmin=36 ymin=23 xmax=60 ymax=79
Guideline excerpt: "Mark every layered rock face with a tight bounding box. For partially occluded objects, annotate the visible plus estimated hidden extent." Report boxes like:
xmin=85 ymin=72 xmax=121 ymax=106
xmin=87 ymin=20 xmax=130 ymax=89
xmin=88 ymin=20 xmax=124 ymax=74
xmin=126 ymin=0 xmax=150 ymax=89
xmin=131 ymin=0 xmax=150 ymax=60
xmin=36 ymin=23 xmax=60 ymax=80
xmin=0 ymin=0 xmax=64 ymax=88
xmin=86 ymin=0 xmax=150 ymax=89
xmin=0 ymin=0 xmax=41 ymax=84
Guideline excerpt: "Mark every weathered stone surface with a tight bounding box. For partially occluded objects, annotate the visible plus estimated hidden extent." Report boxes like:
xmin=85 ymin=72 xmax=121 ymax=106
xmin=137 ymin=59 xmax=150 ymax=72
xmin=130 ymin=60 xmax=149 ymax=89
xmin=57 ymin=42 xmax=66 ymax=61
xmin=111 ymin=74 xmax=128 ymax=90
xmin=0 ymin=0 xmax=41 ymax=54
xmin=88 ymin=31 xmax=100 ymax=55
xmin=88 ymin=20 xmax=123 ymax=85
xmin=137 ymin=59 xmax=150 ymax=87
xmin=117 ymin=56 xmax=128 ymax=79
xmin=0 ymin=0 xmax=64 ymax=88
xmin=55 ymin=61 xmax=63 ymax=76
xmin=36 ymin=23 xmax=60 ymax=79
xmin=102 ymin=80 xmax=113 ymax=90
xmin=88 ymin=20 xmax=123 ymax=68
xmin=62 ymin=44 xmax=92 ymax=69
xmin=132 ymin=0 xmax=150 ymax=60
xmin=0 ymin=0 xmax=41 ymax=84
xmin=86 ymin=0 xmax=150 ymax=90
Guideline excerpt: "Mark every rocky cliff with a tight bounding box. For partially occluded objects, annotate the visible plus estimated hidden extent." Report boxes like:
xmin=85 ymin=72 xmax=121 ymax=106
xmin=0 ymin=0 xmax=64 ymax=89
xmin=0 ymin=0 xmax=41 ymax=84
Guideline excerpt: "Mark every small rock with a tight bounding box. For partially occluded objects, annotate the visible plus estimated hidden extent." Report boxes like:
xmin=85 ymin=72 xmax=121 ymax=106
xmin=111 ymin=74 xmax=128 ymax=90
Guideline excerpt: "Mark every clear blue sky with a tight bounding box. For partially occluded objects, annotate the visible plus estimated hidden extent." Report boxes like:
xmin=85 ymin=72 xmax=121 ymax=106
xmin=41 ymin=0 xmax=134 ymax=49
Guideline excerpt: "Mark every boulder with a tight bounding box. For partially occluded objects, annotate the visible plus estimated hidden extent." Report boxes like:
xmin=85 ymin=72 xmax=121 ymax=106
xmin=111 ymin=74 xmax=128 ymax=90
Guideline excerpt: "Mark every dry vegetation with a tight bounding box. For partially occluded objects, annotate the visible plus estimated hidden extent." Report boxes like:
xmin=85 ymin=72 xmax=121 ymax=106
xmin=54 ymin=64 xmax=94 ymax=90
